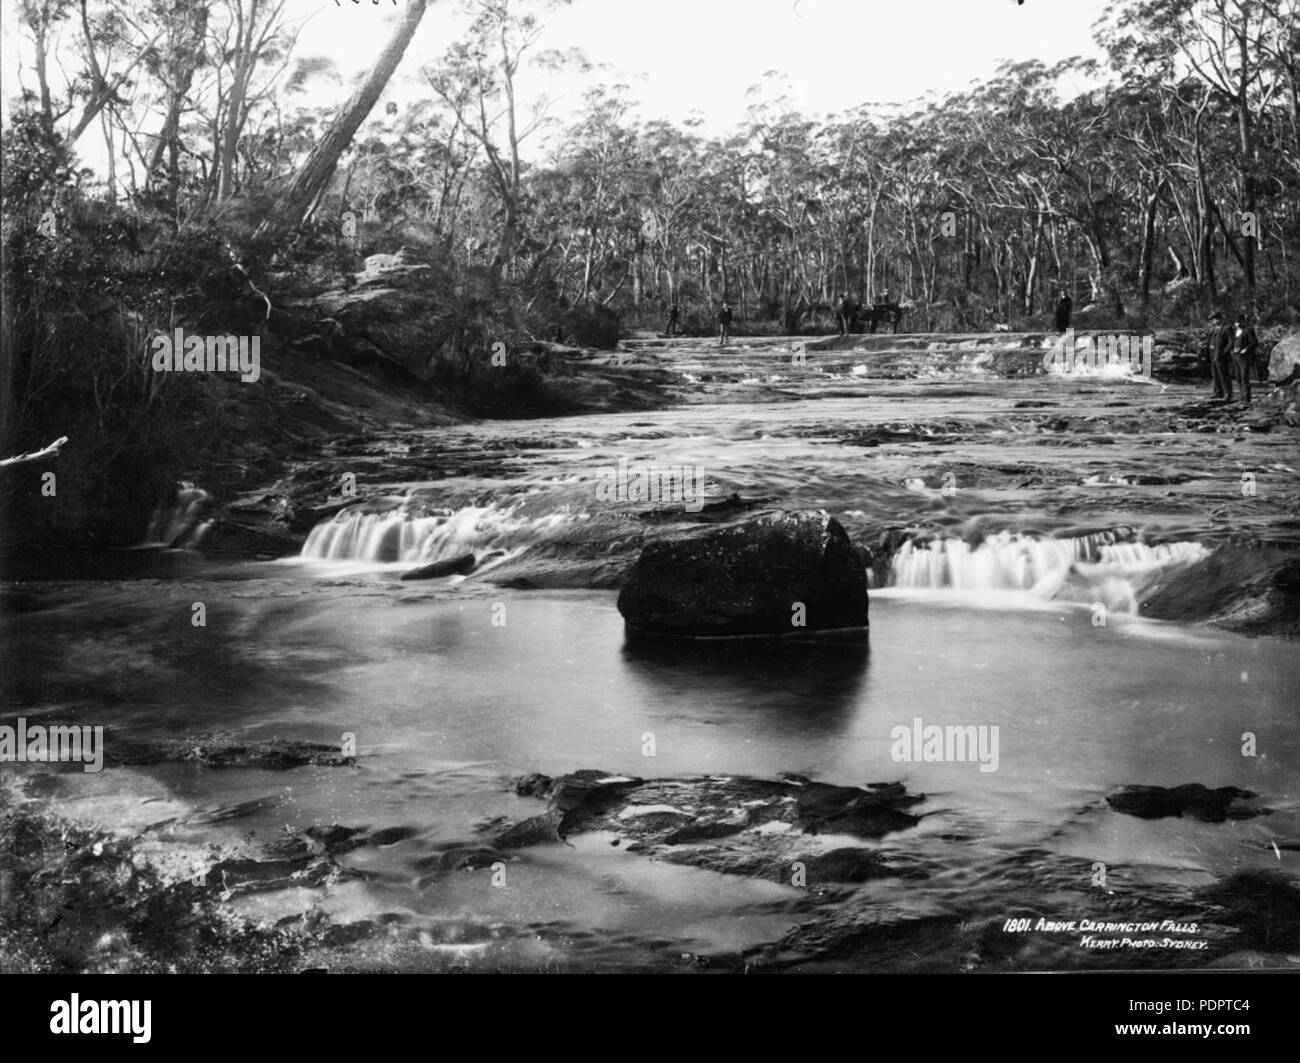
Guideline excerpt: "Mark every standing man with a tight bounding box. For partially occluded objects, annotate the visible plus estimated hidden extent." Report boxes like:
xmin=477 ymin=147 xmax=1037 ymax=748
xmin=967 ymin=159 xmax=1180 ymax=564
xmin=1205 ymin=312 xmax=1232 ymax=399
xmin=1230 ymin=312 xmax=1257 ymax=405
xmin=1055 ymin=291 xmax=1073 ymax=333
xmin=718 ymin=301 xmax=734 ymax=347
xmin=838 ymin=292 xmax=856 ymax=336
xmin=665 ymin=301 xmax=680 ymax=337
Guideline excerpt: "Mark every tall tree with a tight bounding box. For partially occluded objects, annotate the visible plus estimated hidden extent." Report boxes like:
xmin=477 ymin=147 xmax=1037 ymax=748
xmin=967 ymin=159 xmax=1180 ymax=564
xmin=260 ymin=0 xmax=429 ymax=237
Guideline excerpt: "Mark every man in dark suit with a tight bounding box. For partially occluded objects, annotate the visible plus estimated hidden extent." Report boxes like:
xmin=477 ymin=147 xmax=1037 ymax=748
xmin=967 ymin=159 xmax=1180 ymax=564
xmin=1204 ymin=312 xmax=1233 ymax=399
xmin=1229 ymin=312 xmax=1257 ymax=405
xmin=838 ymin=293 xmax=857 ymax=336
xmin=1055 ymin=292 xmax=1073 ymax=333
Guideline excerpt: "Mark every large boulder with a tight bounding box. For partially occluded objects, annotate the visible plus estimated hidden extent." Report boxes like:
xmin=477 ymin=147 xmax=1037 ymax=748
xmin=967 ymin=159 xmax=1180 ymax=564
xmin=1269 ymin=330 xmax=1300 ymax=383
xmin=617 ymin=510 xmax=868 ymax=638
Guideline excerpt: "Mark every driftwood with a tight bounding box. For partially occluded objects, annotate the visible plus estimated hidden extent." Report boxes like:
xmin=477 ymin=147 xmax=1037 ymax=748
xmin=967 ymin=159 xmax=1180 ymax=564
xmin=0 ymin=436 xmax=68 ymax=469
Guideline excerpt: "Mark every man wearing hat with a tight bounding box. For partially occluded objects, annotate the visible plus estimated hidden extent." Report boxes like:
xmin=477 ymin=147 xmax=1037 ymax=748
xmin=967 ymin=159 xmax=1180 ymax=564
xmin=1204 ymin=312 xmax=1233 ymax=400
xmin=717 ymin=301 xmax=734 ymax=347
xmin=1229 ymin=312 xmax=1258 ymax=405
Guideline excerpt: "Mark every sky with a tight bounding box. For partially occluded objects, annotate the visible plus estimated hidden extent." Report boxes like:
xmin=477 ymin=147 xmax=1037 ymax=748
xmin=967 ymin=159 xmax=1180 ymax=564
xmin=319 ymin=0 xmax=1111 ymax=136
xmin=2 ymin=0 xmax=1114 ymax=165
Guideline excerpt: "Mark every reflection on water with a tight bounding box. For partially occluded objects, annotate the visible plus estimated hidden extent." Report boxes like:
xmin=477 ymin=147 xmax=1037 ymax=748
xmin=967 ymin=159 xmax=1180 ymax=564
xmin=619 ymin=629 xmax=870 ymax=738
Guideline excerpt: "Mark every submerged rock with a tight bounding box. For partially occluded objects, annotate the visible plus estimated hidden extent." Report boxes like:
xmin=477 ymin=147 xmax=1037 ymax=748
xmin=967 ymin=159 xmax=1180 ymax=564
xmin=795 ymin=781 xmax=922 ymax=836
xmin=617 ymin=510 xmax=869 ymax=638
xmin=105 ymin=734 xmax=357 ymax=770
xmin=1106 ymin=783 xmax=1270 ymax=822
xmin=1198 ymin=871 xmax=1300 ymax=953
xmin=400 ymin=553 xmax=476 ymax=580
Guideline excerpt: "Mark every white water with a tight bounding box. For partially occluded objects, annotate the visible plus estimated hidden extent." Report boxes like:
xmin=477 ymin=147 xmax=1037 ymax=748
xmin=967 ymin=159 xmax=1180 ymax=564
xmin=299 ymin=492 xmax=1210 ymax=622
xmin=300 ymin=498 xmax=573 ymax=564
xmin=889 ymin=530 xmax=1207 ymax=606
xmin=140 ymin=482 xmax=212 ymax=549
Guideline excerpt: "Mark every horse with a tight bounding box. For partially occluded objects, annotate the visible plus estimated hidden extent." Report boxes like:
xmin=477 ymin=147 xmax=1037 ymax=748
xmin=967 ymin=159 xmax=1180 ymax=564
xmin=864 ymin=302 xmax=904 ymax=334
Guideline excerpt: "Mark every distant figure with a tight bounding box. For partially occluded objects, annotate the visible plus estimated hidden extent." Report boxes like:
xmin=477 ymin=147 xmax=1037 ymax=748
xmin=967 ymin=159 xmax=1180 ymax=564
xmin=838 ymin=293 xmax=856 ymax=336
xmin=554 ymin=324 xmax=565 ymax=344
xmin=1055 ymin=292 xmax=1073 ymax=333
xmin=718 ymin=302 xmax=734 ymax=347
xmin=665 ymin=302 xmax=680 ymax=336
xmin=1230 ymin=312 xmax=1257 ymax=405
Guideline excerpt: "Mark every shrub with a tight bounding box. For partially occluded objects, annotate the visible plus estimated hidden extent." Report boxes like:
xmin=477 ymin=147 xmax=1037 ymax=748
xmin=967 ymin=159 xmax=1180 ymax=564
xmin=561 ymin=302 xmax=622 ymax=348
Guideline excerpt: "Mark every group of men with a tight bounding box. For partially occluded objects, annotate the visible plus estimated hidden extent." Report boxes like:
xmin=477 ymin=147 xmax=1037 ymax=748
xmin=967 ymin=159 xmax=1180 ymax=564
xmin=663 ymin=301 xmax=733 ymax=345
xmin=1202 ymin=311 xmax=1263 ymax=404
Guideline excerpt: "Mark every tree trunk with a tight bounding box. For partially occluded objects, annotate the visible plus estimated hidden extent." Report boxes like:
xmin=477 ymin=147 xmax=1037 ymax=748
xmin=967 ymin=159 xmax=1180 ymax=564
xmin=1237 ymin=28 xmax=1256 ymax=290
xmin=1137 ymin=186 xmax=1161 ymax=303
xmin=1193 ymin=103 xmax=1217 ymax=296
xmin=217 ymin=0 xmax=258 ymax=201
xmin=258 ymin=0 xmax=428 ymax=239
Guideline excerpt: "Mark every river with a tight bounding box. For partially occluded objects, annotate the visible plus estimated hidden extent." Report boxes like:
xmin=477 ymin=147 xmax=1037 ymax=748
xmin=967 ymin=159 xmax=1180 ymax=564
xmin=3 ymin=334 xmax=1298 ymax=971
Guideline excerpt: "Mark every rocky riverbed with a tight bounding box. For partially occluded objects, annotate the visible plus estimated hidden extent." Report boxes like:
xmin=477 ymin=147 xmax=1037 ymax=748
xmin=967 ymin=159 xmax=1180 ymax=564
xmin=201 ymin=330 xmax=1300 ymax=635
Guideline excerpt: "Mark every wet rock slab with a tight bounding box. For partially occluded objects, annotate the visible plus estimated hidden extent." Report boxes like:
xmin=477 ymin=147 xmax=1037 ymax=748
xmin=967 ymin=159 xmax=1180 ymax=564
xmin=493 ymin=770 xmax=925 ymax=884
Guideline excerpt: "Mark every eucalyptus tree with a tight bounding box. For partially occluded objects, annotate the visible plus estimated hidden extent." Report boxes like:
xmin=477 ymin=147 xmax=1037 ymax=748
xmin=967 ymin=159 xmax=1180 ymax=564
xmin=1098 ymin=0 xmax=1299 ymax=293
xmin=423 ymin=0 xmax=579 ymax=287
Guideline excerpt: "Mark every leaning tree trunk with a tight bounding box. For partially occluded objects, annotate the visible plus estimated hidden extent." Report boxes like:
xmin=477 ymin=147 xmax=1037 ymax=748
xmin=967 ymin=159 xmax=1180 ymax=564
xmin=258 ymin=0 xmax=428 ymax=239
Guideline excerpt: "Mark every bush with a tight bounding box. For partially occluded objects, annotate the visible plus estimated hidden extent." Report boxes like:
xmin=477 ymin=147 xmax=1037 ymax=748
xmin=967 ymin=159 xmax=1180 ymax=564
xmin=1 ymin=178 xmax=252 ymax=548
xmin=427 ymin=356 xmax=572 ymax=418
xmin=561 ymin=302 xmax=622 ymax=348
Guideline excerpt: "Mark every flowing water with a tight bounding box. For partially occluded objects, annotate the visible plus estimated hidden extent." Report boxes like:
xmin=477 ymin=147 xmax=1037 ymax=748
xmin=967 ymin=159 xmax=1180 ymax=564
xmin=4 ymin=337 xmax=1298 ymax=971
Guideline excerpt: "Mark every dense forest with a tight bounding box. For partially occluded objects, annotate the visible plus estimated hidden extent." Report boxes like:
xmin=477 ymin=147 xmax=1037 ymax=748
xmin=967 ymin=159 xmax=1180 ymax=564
xmin=2 ymin=0 xmax=1298 ymax=548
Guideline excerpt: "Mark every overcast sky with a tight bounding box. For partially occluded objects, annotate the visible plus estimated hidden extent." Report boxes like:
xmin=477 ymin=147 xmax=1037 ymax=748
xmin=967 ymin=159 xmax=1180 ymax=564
xmin=3 ymin=0 xmax=1112 ymax=162
xmin=322 ymin=0 xmax=1110 ymax=134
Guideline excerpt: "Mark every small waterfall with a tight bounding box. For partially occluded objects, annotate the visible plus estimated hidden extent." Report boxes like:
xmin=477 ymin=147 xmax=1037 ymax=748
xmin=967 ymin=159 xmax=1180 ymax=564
xmin=141 ymin=482 xmax=212 ymax=549
xmin=888 ymin=530 xmax=1208 ymax=609
xmin=300 ymin=499 xmax=572 ymax=563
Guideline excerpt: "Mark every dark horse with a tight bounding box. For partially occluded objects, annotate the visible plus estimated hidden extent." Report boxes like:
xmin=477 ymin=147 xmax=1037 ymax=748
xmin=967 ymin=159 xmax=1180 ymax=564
xmin=864 ymin=302 xmax=904 ymax=334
